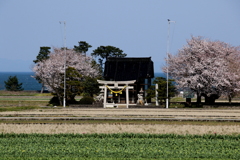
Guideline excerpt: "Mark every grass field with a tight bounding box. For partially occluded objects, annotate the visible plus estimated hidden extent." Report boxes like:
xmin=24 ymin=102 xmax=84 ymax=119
xmin=0 ymin=133 xmax=239 ymax=160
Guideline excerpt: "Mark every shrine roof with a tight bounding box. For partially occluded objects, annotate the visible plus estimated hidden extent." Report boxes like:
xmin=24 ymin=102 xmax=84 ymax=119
xmin=104 ymin=57 xmax=154 ymax=81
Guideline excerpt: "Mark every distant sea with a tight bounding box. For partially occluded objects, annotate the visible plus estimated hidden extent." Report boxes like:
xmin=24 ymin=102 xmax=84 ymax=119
xmin=154 ymin=72 xmax=166 ymax=78
xmin=0 ymin=72 xmax=41 ymax=91
xmin=0 ymin=72 xmax=165 ymax=91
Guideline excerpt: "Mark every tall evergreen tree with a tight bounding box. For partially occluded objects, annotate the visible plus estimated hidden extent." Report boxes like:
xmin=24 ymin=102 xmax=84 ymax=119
xmin=33 ymin=46 xmax=51 ymax=63
xmin=33 ymin=46 xmax=51 ymax=93
xmin=73 ymin=41 xmax=92 ymax=55
xmin=91 ymin=45 xmax=127 ymax=71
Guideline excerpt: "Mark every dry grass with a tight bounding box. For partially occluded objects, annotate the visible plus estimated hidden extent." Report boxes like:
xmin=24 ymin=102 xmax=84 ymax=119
xmin=1 ymin=108 xmax=240 ymax=135
xmin=0 ymin=123 xmax=239 ymax=135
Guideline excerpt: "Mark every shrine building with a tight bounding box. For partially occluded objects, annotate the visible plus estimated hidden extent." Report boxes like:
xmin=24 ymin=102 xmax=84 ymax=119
xmin=98 ymin=57 xmax=154 ymax=108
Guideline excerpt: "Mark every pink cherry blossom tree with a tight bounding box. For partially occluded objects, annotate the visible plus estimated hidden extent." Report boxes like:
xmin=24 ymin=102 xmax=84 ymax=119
xmin=163 ymin=36 xmax=240 ymax=105
xmin=223 ymin=47 xmax=240 ymax=103
xmin=32 ymin=48 xmax=100 ymax=105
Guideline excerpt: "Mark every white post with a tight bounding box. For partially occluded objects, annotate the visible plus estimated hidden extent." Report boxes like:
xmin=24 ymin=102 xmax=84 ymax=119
xmin=126 ymin=85 xmax=129 ymax=108
xmin=132 ymin=91 xmax=134 ymax=103
xmin=118 ymin=94 xmax=120 ymax=103
xmin=103 ymin=85 xmax=107 ymax=108
xmin=156 ymin=84 xmax=159 ymax=106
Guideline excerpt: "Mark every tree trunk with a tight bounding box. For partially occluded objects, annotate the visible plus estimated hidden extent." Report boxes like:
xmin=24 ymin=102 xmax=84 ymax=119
xmin=56 ymin=92 xmax=63 ymax=106
xmin=196 ymin=92 xmax=201 ymax=104
xmin=185 ymin=98 xmax=192 ymax=107
xmin=204 ymin=96 xmax=211 ymax=104
xmin=228 ymin=95 xmax=232 ymax=104
xmin=204 ymin=94 xmax=219 ymax=105
xmin=40 ymin=84 xmax=44 ymax=94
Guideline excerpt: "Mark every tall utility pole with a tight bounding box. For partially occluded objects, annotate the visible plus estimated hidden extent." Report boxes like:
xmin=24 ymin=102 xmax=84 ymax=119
xmin=166 ymin=19 xmax=175 ymax=109
xmin=60 ymin=21 xmax=67 ymax=107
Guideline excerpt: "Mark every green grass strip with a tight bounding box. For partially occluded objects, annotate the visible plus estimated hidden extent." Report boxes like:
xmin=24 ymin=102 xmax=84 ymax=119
xmin=0 ymin=119 xmax=239 ymax=126
xmin=0 ymin=106 xmax=47 ymax=112
xmin=0 ymin=133 xmax=239 ymax=159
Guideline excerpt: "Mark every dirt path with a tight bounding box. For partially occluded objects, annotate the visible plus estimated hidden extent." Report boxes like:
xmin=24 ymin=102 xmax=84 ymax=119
xmin=1 ymin=108 xmax=240 ymax=120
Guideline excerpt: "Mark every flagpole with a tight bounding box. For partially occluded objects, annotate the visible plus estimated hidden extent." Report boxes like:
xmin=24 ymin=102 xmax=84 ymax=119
xmin=60 ymin=21 xmax=66 ymax=107
xmin=166 ymin=19 xmax=175 ymax=109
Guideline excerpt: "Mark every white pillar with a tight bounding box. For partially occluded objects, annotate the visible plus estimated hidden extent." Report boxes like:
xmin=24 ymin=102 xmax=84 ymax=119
xmin=156 ymin=84 xmax=159 ymax=106
xmin=103 ymin=85 xmax=107 ymax=108
xmin=118 ymin=94 xmax=120 ymax=103
xmin=166 ymin=99 xmax=169 ymax=109
xmin=126 ymin=85 xmax=129 ymax=108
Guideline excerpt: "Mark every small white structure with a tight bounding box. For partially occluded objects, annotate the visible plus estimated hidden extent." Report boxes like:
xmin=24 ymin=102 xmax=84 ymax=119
xmin=137 ymin=94 xmax=144 ymax=105
xmin=97 ymin=80 xmax=136 ymax=108
xmin=95 ymin=93 xmax=104 ymax=102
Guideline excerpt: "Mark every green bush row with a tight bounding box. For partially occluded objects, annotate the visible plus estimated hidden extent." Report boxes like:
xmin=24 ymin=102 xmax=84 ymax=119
xmin=1 ymin=133 xmax=240 ymax=139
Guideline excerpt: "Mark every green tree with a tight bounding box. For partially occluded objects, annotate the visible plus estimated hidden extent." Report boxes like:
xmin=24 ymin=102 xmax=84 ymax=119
xmin=33 ymin=46 xmax=51 ymax=63
xmin=50 ymin=67 xmax=84 ymax=105
xmin=74 ymin=41 xmax=92 ymax=55
xmin=91 ymin=45 xmax=127 ymax=70
xmin=65 ymin=67 xmax=84 ymax=104
xmin=33 ymin=46 xmax=51 ymax=93
xmin=146 ymin=77 xmax=175 ymax=105
xmin=50 ymin=67 xmax=101 ymax=105
xmin=33 ymin=48 xmax=100 ymax=106
xmin=82 ymin=76 xmax=101 ymax=97
xmin=4 ymin=76 xmax=24 ymax=91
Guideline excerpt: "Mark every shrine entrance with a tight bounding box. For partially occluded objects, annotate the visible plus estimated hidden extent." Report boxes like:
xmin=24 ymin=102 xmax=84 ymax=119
xmin=97 ymin=80 xmax=136 ymax=108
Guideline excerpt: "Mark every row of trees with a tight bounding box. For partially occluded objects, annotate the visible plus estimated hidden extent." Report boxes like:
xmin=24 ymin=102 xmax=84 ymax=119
xmin=163 ymin=36 xmax=240 ymax=104
xmin=32 ymin=41 xmax=127 ymax=105
xmin=34 ymin=36 xmax=239 ymax=106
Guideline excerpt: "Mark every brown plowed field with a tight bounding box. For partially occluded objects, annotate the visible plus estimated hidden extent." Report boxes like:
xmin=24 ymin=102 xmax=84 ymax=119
xmin=1 ymin=108 xmax=240 ymax=135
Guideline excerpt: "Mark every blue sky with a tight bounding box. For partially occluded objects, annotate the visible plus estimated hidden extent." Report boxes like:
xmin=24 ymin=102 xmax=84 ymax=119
xmin=0 ymin=0 xmax=239 ymax=72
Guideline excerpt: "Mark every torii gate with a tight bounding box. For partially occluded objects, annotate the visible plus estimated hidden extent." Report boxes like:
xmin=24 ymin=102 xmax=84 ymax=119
xmin=97 ymin=80 xmax=136 ymax=108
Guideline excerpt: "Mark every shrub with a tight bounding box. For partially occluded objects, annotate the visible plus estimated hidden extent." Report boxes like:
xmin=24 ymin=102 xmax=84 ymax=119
xmin=4 ymin=76 xmax=24 ymax=91
xmin=49 ymin=96 xmax=60 ymax=106
xmin=79 ymin=96 xmax=95 ymax=104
